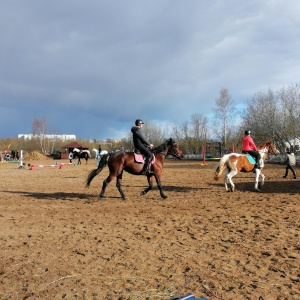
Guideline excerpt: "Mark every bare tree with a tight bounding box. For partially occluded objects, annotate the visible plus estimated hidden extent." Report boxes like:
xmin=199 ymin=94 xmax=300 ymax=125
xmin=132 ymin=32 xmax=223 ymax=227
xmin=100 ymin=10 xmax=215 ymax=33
xmin=278 ymin=84 xmax=300 ymax=149
xmin=241 ymin=84 xmax=300 ymax=153
xmin=32 ymin=117 xmax=49 ymax=153
xmin=172 ymin=123 xmax=184 ymax=143
xmin=140 ymin=121 xmax=167 ymax=145
xmin=173 ymin=114 xmax=209 ymax=154
xmin=213 ymin=88 xmax=238 ymax=150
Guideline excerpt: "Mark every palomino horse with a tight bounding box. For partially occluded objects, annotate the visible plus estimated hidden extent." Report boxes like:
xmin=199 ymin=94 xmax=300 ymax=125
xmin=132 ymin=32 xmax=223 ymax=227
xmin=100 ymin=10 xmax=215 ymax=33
xmin=214 ymin=140 xmax=279 ymax=192
xmin=86 ymin=138 xmax=184 ymax=200
xmin=72 ymin=148 xmax=91 ymax=164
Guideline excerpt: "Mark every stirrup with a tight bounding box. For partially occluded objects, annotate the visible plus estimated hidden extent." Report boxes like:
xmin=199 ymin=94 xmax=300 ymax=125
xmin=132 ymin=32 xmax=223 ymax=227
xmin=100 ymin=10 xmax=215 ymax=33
xmin=146 ymin=169 xmax=154 ymax=175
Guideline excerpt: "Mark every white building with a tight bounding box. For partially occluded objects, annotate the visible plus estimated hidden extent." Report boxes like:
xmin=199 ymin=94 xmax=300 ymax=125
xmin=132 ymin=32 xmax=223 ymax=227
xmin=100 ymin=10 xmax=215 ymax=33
xmin=285 ymin=138 xmax=300 ymax=152
xmin=18 ymin=134 xmax=76 ymax=141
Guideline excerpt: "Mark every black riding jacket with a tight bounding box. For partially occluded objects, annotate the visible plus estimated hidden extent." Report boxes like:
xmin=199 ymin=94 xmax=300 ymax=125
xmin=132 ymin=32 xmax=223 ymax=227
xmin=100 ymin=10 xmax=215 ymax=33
xmin=131 ymin=126 xmax=150 ymax=150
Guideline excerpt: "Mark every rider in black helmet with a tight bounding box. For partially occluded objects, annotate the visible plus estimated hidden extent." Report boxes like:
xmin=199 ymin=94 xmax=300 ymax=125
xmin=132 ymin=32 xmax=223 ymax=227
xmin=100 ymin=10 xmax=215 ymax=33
xmin=131 ymin=119 xmax=154 ymax=175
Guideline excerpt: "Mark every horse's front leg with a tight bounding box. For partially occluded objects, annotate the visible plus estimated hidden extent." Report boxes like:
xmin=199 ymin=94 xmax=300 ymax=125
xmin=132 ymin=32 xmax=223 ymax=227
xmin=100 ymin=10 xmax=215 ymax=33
xmin=153 ymin=174 xmax=168 ymax=199
xmin=155 ymin=176 xmax=168 ymax=199
xmin=254 ymin=170 xmax=263 ymax=192
xmin=116 ymin=172 xmax=126 ymax=200
xmin=260 ymin=172 xmax=265 ymax=186
xmin=140 ymin=175 xmax=154 ymax=196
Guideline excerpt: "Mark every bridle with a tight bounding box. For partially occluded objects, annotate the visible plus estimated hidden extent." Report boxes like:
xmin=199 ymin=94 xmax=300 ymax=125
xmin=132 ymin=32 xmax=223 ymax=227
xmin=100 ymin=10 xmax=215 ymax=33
xmin=167 ymin=144 xmax=182 ymax=159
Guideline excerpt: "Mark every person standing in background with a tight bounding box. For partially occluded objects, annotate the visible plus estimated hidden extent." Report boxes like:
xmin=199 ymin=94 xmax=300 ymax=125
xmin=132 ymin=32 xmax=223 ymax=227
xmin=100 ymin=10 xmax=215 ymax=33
xmin=283 ymin=148 xmax=297 ymax=179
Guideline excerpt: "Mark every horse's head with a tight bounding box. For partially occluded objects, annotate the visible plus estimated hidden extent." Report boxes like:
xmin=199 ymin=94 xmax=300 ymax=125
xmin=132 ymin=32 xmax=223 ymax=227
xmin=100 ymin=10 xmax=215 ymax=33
xmin=166 ymin=138 xmax=184 ymax=159
xmin=258 ymin=140 xmax=280 ymax=155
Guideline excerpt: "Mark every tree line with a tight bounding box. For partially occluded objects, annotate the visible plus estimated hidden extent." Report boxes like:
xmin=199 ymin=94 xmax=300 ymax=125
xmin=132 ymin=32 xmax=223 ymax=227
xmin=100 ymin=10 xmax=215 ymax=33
xmin=1 ymin=83 xmax=299 ymax=156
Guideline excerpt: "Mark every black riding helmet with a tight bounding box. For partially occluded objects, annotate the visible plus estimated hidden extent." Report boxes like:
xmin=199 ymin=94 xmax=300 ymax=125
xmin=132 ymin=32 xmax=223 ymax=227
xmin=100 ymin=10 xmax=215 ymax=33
xmin=245 ymin=130 xmax=251 ymax=135
xmin=135 ymin=119 xmax=144 ymax=126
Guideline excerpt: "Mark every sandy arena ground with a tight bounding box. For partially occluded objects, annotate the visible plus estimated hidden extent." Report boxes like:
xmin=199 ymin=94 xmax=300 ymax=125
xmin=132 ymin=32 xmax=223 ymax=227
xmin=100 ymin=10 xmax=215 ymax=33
xmin=0 ymin=157 xmax=299 ymax=300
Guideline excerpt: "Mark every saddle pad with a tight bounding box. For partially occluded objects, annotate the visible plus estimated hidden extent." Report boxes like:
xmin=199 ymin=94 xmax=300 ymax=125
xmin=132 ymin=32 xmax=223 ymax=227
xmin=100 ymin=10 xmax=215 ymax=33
xmin=134 ymin=153 xmax=155 ymax=164
xmin=244 ymin=154 xmax=256 ymax=164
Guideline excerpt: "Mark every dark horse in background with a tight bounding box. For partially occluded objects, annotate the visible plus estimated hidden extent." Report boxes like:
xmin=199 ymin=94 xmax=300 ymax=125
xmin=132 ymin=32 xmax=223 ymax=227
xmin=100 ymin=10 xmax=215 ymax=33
xmin=86 ymin=138 xmax=184 ymax=200
xmin=72 ymin=148 xmax=91 ymax=164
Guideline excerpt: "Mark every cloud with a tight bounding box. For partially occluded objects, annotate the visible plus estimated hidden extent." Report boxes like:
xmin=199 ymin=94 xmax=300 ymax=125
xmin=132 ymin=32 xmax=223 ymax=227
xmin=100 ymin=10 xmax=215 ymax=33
xmin=1 ymin=0 xmax=300 ymax=140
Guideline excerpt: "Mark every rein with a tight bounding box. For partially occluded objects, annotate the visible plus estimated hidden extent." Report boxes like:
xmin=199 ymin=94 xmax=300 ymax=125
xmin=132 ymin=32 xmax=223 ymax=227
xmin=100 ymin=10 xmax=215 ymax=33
xmin=154 ymin=146 xmax=178 ymax=158
xmin=151 ymin=139 xmax=181 ymax=159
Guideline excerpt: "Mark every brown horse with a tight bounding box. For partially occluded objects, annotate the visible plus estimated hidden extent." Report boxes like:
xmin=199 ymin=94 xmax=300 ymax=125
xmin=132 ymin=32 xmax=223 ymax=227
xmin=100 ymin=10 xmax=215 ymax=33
xmin=86 ymin=138 xmax=184 ymax=200
xmin=214 ymin=140 xmax=279 ymax=192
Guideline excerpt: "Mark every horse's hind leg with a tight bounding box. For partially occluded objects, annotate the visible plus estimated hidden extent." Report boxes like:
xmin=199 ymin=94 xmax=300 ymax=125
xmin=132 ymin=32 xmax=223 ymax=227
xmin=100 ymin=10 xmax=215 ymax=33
xmin=99 ymin=175 xmax=114 ymax=198
xmin=99 ymin=179 xmax=108 ymax=198
xmin=224 ymin=169 xmax=230 ymax=191
xmin=226 ymin=169 xmax=237 ymax=192
xmin=116 ymin=173 xmax=126 ymax=200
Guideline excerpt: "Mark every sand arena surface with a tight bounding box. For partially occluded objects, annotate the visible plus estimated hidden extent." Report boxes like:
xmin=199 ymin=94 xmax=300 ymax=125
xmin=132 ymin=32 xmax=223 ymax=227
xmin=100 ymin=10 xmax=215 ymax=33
xmin=0 ymin=157 xmax=299 ymax=300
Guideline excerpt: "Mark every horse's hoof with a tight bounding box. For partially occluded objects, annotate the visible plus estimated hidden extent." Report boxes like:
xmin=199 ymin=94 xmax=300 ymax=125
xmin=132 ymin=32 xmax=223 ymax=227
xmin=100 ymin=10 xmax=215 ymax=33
xmin=161 ymin=195 xmax=168 ymax=199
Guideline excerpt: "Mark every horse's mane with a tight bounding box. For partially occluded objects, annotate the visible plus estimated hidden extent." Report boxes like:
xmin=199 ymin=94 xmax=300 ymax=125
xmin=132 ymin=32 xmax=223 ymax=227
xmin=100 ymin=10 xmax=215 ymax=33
xmin=257 ymin=140 xmax=271 ymax=149
xmin=151 ymin=138 xmax=174 ymax=154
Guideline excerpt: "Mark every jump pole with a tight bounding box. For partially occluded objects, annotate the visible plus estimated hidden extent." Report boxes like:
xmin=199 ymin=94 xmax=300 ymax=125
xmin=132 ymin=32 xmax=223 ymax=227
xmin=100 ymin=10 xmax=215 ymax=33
xmin=28 ymin=161 xmax=74 ymax=170
xmin=200 ymin=147 xmax=207 ymax=166
xmin=29 ymin=163 xmax=63 ymax=170
xmin=18 ymin=150 xmax=25 ymax=169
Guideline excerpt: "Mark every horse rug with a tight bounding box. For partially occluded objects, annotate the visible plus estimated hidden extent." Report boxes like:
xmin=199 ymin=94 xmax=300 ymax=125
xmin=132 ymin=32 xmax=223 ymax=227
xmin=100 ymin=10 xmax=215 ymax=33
xmin=134 ymin=153 xmax=156 ymax=165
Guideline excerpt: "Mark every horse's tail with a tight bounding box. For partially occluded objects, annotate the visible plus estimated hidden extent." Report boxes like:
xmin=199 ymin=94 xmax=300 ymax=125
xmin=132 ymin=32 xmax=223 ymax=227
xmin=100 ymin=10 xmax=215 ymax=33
xmin=86 ymin=154 xmax=109 ymax=187
xmin=214 ymin=154 xmax=230 ymax=180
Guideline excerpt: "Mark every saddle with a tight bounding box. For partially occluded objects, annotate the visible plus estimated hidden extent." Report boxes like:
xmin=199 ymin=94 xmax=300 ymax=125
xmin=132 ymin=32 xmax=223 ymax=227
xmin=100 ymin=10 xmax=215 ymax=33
xmin=133 ymin=151 xmax=155 ymax=164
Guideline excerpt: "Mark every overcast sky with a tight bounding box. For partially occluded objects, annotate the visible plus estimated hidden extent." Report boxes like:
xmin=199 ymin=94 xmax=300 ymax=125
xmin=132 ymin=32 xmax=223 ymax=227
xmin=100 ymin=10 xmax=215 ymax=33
xmin=1 ymin=0 xmax=300 ymax=140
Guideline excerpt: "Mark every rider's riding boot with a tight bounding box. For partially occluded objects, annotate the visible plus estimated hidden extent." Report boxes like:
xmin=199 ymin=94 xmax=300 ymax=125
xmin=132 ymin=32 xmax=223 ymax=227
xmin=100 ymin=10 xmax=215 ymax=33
xmin=145 ymin=164 xmax=154 ymax=175
xmin=141 ymin=156 xmax=153 ymax=175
